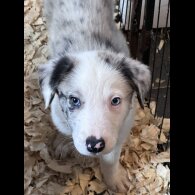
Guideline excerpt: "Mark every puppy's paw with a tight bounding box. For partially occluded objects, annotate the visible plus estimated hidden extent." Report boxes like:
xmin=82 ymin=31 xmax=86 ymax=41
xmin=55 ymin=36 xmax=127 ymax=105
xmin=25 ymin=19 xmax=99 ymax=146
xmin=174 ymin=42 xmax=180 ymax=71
xmin=103 ymin=163 xmax=130 ymax=193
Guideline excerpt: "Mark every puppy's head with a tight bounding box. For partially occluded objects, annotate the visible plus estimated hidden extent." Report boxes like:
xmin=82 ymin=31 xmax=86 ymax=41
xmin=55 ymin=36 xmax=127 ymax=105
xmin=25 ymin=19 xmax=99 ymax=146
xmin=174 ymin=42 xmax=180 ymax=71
xmin=39 ymin=51 xmax=150 ymax=156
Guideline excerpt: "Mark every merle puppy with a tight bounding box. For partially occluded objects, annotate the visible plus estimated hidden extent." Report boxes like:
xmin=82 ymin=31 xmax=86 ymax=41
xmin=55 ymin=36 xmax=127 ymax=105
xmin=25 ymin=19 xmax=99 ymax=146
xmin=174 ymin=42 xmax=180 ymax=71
xmin=39 ymin=0 xmax=151 ymax=192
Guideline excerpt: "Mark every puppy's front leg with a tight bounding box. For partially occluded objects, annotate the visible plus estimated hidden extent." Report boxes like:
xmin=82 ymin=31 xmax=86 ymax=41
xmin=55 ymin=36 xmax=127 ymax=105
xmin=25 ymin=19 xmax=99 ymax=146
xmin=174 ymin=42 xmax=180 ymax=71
xmin=100 ymin=144 xmax=130 ymax=193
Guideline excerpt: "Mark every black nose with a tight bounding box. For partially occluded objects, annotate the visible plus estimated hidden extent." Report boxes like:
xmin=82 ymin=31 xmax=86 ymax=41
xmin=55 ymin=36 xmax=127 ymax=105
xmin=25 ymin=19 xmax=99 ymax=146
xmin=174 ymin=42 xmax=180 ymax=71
xmin=86 ymin=136 xmax=105 ymax=153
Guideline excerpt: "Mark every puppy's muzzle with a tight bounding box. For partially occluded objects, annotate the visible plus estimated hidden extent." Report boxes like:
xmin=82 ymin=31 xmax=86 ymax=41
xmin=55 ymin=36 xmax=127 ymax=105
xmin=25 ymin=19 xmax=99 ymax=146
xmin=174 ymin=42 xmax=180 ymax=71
xmin=86 ymin=136 xmax=105 ymax=153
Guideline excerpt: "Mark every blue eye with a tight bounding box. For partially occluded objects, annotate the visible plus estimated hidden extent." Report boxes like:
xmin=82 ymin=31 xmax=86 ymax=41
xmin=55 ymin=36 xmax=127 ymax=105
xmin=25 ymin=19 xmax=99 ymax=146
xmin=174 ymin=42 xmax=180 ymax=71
xmin=111 ymin=97 xmax=121 ymax=106
xmin=70 ymin=97 xmax=81 ymax=108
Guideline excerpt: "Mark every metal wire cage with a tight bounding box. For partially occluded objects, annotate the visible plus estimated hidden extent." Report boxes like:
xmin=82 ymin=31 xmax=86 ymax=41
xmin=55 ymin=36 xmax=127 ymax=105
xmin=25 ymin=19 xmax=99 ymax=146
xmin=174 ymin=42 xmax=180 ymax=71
xmin=115 ymin=0 xmax=170 ymax=123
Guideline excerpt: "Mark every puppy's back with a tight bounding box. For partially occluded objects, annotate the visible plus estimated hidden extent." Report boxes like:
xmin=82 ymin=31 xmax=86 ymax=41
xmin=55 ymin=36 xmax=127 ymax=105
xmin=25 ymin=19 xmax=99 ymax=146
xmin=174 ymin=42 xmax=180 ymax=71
xmin=44 ymin=0 xmax=129 ymax=57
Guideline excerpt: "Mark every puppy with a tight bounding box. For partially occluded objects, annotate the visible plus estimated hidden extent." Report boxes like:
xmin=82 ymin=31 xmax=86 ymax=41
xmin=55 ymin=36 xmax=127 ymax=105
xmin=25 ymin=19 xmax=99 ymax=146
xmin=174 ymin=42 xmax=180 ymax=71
xmin=39 ymin=0 xmax=151 ymax=192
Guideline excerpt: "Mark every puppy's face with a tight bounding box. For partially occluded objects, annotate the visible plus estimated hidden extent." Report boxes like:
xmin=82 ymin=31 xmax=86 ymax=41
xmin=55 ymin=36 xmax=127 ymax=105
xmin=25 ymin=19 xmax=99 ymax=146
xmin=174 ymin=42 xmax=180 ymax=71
xmin=39 ymin=51 xmax=150 ymax=156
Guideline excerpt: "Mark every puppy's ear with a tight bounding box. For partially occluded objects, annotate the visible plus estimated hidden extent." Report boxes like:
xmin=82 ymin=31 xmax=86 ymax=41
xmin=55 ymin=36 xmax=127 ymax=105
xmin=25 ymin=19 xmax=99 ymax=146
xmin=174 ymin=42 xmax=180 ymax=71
xmin=99 ymin=51 xmax=151 ymax=108
xmin=38 ymin=56 xmax=75 ymax=109
xmin=119 ymin=57 xmax=151 ymax=109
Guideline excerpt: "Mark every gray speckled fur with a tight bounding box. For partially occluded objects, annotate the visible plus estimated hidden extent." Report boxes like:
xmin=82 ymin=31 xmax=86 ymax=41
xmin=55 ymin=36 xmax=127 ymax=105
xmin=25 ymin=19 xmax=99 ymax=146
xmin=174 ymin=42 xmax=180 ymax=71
xmin=43 ymin=0 xmax=130 ymax=57
xmin=40 ymin=1 xmax=151 ymax=192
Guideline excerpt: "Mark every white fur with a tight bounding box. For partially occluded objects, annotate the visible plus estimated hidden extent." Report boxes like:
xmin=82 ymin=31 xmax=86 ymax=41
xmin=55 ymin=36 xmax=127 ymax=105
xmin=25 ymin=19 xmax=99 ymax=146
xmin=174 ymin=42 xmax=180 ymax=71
xmin=52 ymin=51 xmax=133 ymax=155
xmin=39 ymin=0 xmax=151 ymax=192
